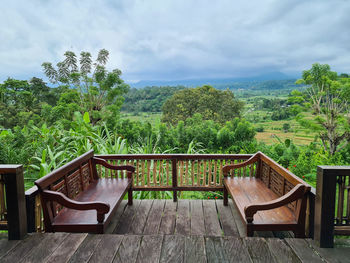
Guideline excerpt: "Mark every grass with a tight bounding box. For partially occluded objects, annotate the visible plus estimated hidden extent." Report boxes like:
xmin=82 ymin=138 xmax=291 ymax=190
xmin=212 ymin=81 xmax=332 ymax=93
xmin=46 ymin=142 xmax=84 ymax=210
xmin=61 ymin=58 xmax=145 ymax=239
xmin=120 ymin=112 xmax=162 ymax=126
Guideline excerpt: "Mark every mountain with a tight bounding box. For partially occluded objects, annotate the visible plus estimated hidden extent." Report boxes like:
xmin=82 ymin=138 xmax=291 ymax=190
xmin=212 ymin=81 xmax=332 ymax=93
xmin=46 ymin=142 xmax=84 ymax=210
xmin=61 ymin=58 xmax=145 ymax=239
xmin=127 ymin=71 xmax=297 ymax=88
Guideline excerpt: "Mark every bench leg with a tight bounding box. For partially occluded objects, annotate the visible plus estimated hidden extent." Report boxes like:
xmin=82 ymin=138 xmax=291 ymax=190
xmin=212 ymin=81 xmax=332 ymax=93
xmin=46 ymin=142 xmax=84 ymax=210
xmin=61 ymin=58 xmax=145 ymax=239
xmin=223 ymin=186 xmax=228 ymax=206
xmin=247 ymin=225 xmax=254 ymax=237
xmin=294 ymin=229 xmax=305 ymax=238
xmin=128 ymin=187 xmax=133 ymax=206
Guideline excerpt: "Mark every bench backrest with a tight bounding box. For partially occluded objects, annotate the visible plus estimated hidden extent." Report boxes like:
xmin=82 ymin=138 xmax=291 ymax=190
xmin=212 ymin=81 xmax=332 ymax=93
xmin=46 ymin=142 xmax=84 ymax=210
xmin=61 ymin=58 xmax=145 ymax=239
xmin=35 ymin=150 xmax=97 ymax=216
xmin=257 ymin=152 xmax=311 ymax=212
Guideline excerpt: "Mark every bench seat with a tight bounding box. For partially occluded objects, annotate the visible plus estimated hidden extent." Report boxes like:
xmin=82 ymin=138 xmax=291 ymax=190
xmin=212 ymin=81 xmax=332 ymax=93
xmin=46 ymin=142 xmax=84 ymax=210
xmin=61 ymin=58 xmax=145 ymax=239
xmin=224 ymin=177 xmax=296 ymax=226
xmin=52 ymin=178 xmax=131 ymax=232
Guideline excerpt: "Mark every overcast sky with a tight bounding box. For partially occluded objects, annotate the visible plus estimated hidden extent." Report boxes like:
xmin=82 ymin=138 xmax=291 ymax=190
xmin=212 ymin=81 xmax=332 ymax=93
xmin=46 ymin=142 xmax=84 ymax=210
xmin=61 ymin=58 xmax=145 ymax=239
xmin=1 ymin=0 xmax=349 ymax=83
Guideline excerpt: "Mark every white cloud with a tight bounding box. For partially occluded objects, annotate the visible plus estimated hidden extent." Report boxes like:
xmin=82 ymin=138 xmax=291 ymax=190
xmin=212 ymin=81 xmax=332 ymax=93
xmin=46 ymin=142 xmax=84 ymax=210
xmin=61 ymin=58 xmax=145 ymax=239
xmin=0 ymin=0 xmax=349 ymax=82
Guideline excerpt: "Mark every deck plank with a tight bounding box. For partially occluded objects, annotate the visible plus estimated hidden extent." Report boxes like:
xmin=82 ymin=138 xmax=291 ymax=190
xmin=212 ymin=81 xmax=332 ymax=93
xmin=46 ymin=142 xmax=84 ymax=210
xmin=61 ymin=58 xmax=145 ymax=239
xmin=284 ymin=238 xmax=322 ymax=263
xmin=216 ymin=200 xmax=239 ymax=236
xmin=222 ymin=236 xmax=252 ymax=263
xmin=205 ymin=236 xmax=228 ymax=263
xmin=160 ymin=235 xmax=185 ymax=263
xmin=0 ymin=239 xmax=19 ymax=259
xmin=113 ymin=235 xmax=141 ymax=263
xmin=159 ymin=200 xmax=177 ymax=235
xmin=143 ymin=200 xmax=165 ymax=234
xmin=184 ymin=235 xmax=206 ymax=263
xmin=129 ymin=200 xmax=153 ymax=234
xmin=203 ymin=200 xmax=222 ymax=236
xmin=307 ymin=239 xmax=350 ymax=263
xmin=244 ymin=237 xmax=277 ymax=263
xmin=228 ymin=199 xmax=246 ymax=237
xmin=68 ymin=234 xmax=102 ymax=263
xmin=114 ymin=200 xmax=141 ymax=234
xmin=266 ymin=238 xmax=301 ymax=263
xmin=190 ymin=200 xmax=205 ymax=235
xmin=175 ymin=200 xmax=191 ymax=235
xmin=105 ymin=200 xmax=128 ymax=234
xmin=23 ymin=232 xmax=68 ymax=263
xmin=0 ymin=233 xmax=44 ymax=262
xmin=46 ymin=234 xmax=87 ymax=263
xmin=136 ymin=235 xmax=163 ymax=263
xmin=88 ymin=234 xmax=123 ymax=263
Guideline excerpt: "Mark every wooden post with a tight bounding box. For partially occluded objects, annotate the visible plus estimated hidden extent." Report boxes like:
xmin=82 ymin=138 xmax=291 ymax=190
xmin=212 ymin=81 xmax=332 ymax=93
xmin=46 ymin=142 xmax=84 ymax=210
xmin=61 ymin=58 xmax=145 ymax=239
xmin=1 ymin=165 xmax=27 ymax=239
xmin=314 ymin=166 xmax=350 ymax=248
xmin=172 ymin=158 xmax=177 ymax=202
xmin=25 ymin=186 xmax=38 ymax=233
xmin=306 ymin=190 xmax=315 ymax=238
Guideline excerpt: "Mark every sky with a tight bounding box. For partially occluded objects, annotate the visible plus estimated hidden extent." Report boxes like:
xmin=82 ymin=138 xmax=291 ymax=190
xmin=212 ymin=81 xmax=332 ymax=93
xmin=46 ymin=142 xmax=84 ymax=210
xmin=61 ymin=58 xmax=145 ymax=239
xmin=1 ymin=0 xmax=350 ymax=83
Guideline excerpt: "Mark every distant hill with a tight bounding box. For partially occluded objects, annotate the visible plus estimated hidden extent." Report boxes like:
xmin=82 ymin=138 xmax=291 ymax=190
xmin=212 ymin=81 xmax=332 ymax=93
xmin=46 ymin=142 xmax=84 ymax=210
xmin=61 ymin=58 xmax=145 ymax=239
xmin=128 ymin=71 xmax=298 ymax=89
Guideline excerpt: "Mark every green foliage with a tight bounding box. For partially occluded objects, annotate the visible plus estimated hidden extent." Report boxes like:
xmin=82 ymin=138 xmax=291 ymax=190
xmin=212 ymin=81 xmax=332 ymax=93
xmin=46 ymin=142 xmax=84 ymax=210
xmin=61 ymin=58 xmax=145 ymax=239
xmin=296 ymin=63 xmax=350 ymax=155
xmin=42 ymin=49 xmax=129 ymax=125
xmin=122 ymin=86 xmax=186 ymax=113
xmin=162 ymin=85 xmax=244 ymax=125
xmin=283 ymin=123 xmax=291 ymax=133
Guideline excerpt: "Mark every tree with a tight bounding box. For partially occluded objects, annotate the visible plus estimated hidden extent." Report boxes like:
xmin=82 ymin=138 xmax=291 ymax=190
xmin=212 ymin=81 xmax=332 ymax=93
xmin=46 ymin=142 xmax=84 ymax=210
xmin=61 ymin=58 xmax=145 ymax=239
xmin=283 ymin=123 xmax=290 ymax=133
xmin=42 ymin=49 xmax=129 ymax=125
xmin=162 ymin=85 xmax=243 ymax=125
xmin=296 ymin=63 xmax=337 ymax=114
xmin=296 ymin=64 xmax=350 ymax=155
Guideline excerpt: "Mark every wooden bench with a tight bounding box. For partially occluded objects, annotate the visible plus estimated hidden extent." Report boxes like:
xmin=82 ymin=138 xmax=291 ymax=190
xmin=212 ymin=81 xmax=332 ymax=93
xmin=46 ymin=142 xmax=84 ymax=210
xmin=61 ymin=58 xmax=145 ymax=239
xmin=223 ymin=152 xmax=311 ymax=237
xmin=35 ymin=150 xmax=135 ymax=234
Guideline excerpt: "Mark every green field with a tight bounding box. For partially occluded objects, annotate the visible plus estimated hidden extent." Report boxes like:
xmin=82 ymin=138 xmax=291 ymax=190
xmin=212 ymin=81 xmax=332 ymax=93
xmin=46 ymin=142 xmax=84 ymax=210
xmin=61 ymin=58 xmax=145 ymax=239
xmin=121 ymin=112 xmax=162 ymax=125
xmin=121 ymin=110 xmax=317 ymax=146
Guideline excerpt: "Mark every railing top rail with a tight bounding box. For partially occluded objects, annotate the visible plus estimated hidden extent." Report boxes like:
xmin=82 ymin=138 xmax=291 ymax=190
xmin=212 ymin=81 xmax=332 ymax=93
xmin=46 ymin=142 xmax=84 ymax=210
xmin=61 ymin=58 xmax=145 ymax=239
xmin=317 ymin=166 xmax=350 ymax=171
xmin=96 ymin=153 xmax=253 ymax=160
xmin=0 ymin=165 xmax=23 ymax=174
xmin=25 ymin=185 xmax=39 ymax=197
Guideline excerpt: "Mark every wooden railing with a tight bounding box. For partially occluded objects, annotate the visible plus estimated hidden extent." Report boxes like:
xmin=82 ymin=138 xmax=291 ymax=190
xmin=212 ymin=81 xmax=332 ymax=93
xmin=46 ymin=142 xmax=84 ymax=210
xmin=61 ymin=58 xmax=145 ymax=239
xmin=22 ymin=153 xmax=314 ymax=236
xmin=315 ymin=165 xmax=350 ymax=247
xmin=96 ymin=154 xmax=255 ymax=201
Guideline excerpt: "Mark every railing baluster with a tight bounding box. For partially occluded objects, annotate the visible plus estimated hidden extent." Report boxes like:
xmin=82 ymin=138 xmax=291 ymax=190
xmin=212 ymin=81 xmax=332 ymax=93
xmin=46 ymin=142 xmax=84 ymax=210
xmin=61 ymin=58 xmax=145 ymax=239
xmin=185 ymin=160 xmax=189 ymax=186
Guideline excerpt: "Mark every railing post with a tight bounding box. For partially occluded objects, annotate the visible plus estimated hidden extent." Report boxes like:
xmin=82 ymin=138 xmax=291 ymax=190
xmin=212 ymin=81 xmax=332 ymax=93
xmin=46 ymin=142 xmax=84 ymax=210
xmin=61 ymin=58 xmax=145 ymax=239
xmin=314 ymin=166 xmax=348 ymax=248
xmin=25 ymin=186 xmax=38 ymax=233
xmin=172 ymin=158 xmax=177 ymax=202
xmin=305 ymin=189 xmax=315 ymax=238
xmin=1 ymin=165 xmax=27 ymax=239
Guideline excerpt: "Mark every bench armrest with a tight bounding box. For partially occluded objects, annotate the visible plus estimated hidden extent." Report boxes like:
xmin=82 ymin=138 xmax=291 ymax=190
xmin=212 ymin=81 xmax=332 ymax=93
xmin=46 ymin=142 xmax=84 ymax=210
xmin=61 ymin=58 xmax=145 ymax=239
xmin=92 ymin=157 xmax=135 ymax=179
xmin=223 ymin=152 xmax=260 ymax=176
xmin=42 ymin=190 xmax=110 ymax=223
xmin=244 ymin=184 xmax=308 ymax=223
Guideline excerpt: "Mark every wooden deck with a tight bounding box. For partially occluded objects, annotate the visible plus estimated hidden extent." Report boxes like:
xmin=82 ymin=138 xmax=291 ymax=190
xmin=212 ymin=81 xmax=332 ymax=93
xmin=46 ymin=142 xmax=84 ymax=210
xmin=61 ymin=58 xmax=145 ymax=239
xmin=0 ymin=200 xmax=349 ymax=262
xmin=105 ymin=199 xmax=293 ymax=238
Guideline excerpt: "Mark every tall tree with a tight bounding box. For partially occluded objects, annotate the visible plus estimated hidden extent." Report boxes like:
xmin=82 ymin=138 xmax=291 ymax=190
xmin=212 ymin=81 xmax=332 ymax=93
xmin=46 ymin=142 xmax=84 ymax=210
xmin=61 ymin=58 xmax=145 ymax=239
xmin=296 ymin=63 xmax=337 ymax=114
xmin=42 ymin=49 xmax=129 ymax=125
xmin=296 ymin=63 xmax=350 ymax=155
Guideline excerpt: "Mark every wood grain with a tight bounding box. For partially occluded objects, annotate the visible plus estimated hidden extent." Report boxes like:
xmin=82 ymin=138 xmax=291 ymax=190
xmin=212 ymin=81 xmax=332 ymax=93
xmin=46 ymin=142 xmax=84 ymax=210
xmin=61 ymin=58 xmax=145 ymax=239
xmin=190 ymin=200 xmax=205 ymax=235
xmin=136 ymin=235 xmax=163 ymax=263
xmin=143 ymin=200 xmax=165 ymax=234
xmin=184 ymin=236 xmax=206 ymax=263
xmin=113 ymin=235 xmax=141 ymax=263
xmin=175 ymin=200 xmax=191 ymax=235
xmin=203 ymin=200 xmax=222 ymax=236
xmin=46 ymin=234 xmax=87 ymax=263
xmin=160 ymin=235 xmax=185 ymax=263
xmin=159 ymin=200 xmax=177 ymax=234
